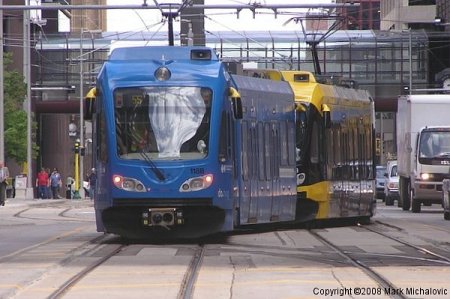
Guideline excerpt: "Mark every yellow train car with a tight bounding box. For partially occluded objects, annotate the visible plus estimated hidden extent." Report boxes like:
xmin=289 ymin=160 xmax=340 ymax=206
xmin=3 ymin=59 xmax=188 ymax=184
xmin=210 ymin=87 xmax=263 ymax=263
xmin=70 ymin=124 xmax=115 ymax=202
xmin=244 ymin=69 xmax=376 ymax=222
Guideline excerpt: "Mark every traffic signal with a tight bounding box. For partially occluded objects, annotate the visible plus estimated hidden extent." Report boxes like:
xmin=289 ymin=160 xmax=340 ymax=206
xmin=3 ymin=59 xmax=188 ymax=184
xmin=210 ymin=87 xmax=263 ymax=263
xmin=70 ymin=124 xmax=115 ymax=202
xmin=376 ymin=138 xmax=381 ymax=156
xmin=74 ymin=140 xmax=80 ymax=153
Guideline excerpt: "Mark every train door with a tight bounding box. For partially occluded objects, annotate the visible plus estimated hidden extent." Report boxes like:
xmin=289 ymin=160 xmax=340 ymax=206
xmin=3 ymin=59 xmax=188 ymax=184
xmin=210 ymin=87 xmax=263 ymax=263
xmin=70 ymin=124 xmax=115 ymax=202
xmin=340 ymin=125 xmax=350 ymax=217
xmin=328 ymin=122 xmax=341 ymax=218
xmin=247 ymin=122 xmax=259 ymax=223
xmin=347 ymin=123 xmax=360 ymax=217
xmin=238 ymin=120 xmax=259 ymax=224
xmin=257 ymin=122 xmax=272 ymax=222
xmin=274 ymin=121 xmax=297 ymax=221
xmin=359 ymin=121 xmax=374 ymax=215
xmin=357 ymin=120 xmax=367 ymax=215
xmin=239 ymin=120 xmax=251 ymax=224
xmin=219 ymin=109 xmax=239 ymax=227
xmin=269 ymin=122 xmax=281 ymax=221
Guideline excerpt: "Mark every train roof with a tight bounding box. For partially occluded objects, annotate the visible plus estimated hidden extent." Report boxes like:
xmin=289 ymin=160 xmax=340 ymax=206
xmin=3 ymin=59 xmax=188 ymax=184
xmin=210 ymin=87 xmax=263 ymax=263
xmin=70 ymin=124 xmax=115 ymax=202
xmin=109 ymin=46 xmax=219 ymax=61
xmin=99 ymin=46 xmax=224 ymax=85
xmin=281 ymin=71 xmax=372 ymax=103
xmin=244 ymin=69 xmax=372 ymax=106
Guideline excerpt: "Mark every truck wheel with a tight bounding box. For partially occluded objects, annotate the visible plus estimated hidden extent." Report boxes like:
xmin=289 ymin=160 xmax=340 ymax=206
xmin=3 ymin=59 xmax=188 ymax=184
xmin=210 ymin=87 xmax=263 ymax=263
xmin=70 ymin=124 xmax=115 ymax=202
xmin=412 ymin=198 xmax=421 ymax=213
xmin=385 ymin=196 xmax=394 ymax=206
xmin=445 ymin=211 xmax=450 ymax=220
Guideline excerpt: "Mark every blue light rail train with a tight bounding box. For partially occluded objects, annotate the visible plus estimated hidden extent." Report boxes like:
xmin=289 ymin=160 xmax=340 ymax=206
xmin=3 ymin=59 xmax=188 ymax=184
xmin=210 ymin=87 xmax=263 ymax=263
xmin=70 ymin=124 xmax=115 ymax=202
xmin=85 ymin=46 xmax=376 ymax=238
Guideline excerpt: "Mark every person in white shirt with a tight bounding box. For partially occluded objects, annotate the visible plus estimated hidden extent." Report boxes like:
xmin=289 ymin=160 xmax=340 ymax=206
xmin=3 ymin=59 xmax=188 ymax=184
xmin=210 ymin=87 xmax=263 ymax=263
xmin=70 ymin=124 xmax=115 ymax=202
xmin=0 ymin=162 xmax=10 ymax=206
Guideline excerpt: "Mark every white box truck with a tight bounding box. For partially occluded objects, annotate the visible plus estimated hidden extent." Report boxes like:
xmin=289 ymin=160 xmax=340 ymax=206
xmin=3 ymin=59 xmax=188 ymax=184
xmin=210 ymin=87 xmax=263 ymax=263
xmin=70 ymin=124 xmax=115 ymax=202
xmin=397 ymin=94 xmax=450 ymax=213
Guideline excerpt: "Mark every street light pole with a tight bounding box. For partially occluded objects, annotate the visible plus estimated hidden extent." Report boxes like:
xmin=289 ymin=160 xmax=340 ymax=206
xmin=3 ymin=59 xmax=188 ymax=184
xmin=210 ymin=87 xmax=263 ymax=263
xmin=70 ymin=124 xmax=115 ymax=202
xmin=79 ymin=25 xmax=84 ymax=199
xmin=73 ymin=21 xmax=86 ymax=199
xmin=409 ymin=29 xmax=412 ymax=94
xmin=24 ymin=0 xmax=33 ymax=198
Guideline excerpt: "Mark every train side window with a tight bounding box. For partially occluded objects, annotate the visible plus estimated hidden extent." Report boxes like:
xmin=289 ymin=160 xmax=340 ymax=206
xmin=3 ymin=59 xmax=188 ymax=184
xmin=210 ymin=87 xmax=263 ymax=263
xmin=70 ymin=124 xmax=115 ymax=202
xmin=287 ymin=122 xmax=296 ymax=167
xmin=349 ymin=127 xmax=355 ymax=180
xmin=99 ymin=110 xmax=107 ymax=163
xmin=310 ymin=121 xmax=319 ymax=164
xmin=326 ymin=126 xmax=334 ymax=180
xmin=280 ymin=122 xmax=288 ymax=167
xmin=354 ymin=127 xmax=359 ymax=180
xmin=264 ymin=123 xmax=271 ymax=179
xmin=258 ymin=122 xmax=265 ymax=181
xmin=342 ymin=129 xmax=349 ymax=179
xmin=219 ymin=111 xmax=228 ymax=162
xmin=366 ymin=126 xmax=373 ymax=179
xmin=334 ymin=125 xmax=342 ymax=180
xmin=272 ymin=123 xmax=280 ymax=178
xmin=250 ymin=124 xmax=257 ymax=180
xmin=241 ymin=121 xmax=249 ymax=181
xmin=358 ymin=131 xmax=364 ymax=180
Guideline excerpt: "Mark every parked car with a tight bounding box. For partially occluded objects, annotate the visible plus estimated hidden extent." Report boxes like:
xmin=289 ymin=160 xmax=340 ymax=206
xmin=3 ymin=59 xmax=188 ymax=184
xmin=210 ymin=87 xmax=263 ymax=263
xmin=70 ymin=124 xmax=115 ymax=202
xmin=376 ymin=165 xmax=386 ymax=200
xmin=384 ymin=160 xmax=399 ymax=206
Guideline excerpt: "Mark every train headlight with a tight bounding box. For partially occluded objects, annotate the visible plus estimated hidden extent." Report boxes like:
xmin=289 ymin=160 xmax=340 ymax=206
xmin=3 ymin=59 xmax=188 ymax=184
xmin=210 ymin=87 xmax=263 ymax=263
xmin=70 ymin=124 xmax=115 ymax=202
xmin=113 ymin=174 xmax=147 ymax=192
xmin=155 ymin=67 xmax=171 ymax=81
xmin=179 ymin=174 xmax=213 ymax=192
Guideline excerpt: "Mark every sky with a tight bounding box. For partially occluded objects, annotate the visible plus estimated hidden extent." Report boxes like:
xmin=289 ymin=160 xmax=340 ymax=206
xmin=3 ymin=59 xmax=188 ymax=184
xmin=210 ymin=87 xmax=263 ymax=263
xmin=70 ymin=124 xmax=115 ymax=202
xmin=105 ymin=0 xmax=334 ymax=33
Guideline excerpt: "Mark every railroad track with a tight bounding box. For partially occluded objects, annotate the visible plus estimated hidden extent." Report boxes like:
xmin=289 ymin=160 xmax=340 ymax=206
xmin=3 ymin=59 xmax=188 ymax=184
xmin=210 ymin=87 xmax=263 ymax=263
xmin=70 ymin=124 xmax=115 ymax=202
xmin=48 ymin=242 xmax=128 ymax=299
xmin=308 ymin=224 xmax=450 ymax=299
xmin=9 ymin=238 xmax=208 ymax=299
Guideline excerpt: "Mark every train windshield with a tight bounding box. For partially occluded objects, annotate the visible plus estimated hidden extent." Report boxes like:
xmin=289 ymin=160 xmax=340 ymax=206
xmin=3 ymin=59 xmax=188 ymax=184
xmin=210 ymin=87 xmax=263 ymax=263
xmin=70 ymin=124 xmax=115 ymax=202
xmin=419 ymin=131 xmax=450 ymax=159
xmin=114 ymin=86 xmax=212 ymax=160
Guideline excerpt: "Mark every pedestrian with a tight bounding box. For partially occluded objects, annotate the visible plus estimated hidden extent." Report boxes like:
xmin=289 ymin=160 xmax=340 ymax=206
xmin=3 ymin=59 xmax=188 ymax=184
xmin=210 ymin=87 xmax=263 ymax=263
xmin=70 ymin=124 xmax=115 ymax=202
xmin=87 ymin=168 xmax=97 ymax=199
xmin=50 ymin=168 xmax=62 ymax=199
xmin=0 ymin=162 xmax=10 ymax=206
xmin=46 ymin=167 xmax=52 ymax=199
xmin=36 ymin=167 xmax=49 ymax=199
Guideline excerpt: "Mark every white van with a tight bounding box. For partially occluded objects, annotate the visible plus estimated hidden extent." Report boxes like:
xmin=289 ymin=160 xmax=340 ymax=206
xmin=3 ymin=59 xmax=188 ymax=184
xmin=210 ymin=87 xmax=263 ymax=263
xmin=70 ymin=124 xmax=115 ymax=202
xmin=384 ymin=160 xmax=399 ymax=206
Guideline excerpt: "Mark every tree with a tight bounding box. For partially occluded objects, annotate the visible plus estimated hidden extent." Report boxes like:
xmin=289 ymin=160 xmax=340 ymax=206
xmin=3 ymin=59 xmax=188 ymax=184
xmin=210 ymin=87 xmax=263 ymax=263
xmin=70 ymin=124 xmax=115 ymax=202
xmin=3 ymin=52 xmax=38 ymax=164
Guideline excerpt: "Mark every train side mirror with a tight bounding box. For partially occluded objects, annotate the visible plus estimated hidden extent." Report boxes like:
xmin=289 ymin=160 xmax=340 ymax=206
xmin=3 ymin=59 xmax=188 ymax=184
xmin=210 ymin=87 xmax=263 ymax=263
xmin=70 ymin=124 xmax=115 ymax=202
xmin=322 ymin=104 xmax=331 ymax=129
xmin=229 ymin=87 xmax=243 ymax=119
xmin=84 ymin=87 xmax=97 ymax=120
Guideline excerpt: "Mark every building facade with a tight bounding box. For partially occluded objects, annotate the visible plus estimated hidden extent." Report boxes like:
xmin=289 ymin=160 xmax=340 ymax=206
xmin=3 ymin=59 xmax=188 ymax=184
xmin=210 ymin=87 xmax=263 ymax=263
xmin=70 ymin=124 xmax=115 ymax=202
xmin=336 ymin=0 xmax=381 ymax=30
xmin=2 ymin=0 xmax=450 ymax=183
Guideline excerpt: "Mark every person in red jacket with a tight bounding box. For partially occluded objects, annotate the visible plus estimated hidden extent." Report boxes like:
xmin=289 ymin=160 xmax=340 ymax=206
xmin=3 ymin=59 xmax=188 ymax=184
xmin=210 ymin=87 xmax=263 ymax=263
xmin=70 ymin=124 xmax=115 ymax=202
xmin=36 ymin=167 xmax=49 ymax=199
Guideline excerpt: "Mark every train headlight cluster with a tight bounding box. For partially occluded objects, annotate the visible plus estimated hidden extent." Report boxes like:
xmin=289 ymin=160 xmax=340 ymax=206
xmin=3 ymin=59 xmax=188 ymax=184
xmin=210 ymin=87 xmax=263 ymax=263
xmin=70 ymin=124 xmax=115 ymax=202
xmin=113 ymin=175 xmax=146 ymax=192
xmin=179 ymin=174 xmax=213 ymax=192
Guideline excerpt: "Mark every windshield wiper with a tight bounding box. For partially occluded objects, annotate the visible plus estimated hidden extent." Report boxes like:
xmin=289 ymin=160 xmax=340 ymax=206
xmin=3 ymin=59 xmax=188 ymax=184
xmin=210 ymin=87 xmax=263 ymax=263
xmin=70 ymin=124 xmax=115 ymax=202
xmin=138 ymin=150 xmax=166 ymax=181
